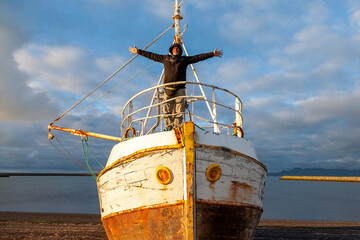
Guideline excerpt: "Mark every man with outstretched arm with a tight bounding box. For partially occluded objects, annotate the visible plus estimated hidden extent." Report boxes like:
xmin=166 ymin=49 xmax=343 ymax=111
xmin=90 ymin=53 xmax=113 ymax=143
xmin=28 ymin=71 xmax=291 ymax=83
xmin=129 ymin=43 xmax=223 ymax=131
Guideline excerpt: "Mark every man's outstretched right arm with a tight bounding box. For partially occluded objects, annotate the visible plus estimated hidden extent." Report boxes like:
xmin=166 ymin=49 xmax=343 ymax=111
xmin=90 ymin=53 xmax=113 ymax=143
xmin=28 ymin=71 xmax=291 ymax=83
xmin=129 ymin=45 xmax=138 ymax=54
xmin=129 ymin=45 xmax=165 ymax=63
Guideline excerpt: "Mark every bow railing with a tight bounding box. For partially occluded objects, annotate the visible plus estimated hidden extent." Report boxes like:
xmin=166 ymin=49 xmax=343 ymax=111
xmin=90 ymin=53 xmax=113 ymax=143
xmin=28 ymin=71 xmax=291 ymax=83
xmin=121 ymin=81 xmax=244 ymax=138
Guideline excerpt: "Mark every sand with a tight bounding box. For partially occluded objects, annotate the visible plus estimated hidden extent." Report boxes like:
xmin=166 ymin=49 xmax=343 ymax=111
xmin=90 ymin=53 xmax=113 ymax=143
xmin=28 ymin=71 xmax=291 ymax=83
xmin=0 ymin=212 xmax=106 ymax=240
xmin=1 ymin=211 xmax=360 ymax=239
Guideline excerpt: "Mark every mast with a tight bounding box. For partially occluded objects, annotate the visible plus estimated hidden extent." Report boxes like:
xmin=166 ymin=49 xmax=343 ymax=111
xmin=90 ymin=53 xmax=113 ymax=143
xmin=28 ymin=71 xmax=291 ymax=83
xmin=172 ymin=0 xmax=220 ymax=133
xmin=173 ymin=0 xmax=183 ymax=43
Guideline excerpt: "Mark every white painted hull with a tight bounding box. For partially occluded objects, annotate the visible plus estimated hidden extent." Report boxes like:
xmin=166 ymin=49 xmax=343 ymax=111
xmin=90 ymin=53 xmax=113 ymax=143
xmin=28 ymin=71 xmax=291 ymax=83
xmin=97 ymin=122 xmax=267 ymax=239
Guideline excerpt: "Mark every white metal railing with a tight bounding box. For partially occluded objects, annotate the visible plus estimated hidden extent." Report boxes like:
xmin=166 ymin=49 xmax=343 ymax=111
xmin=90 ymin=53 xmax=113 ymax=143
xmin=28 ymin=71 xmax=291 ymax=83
xmin=121 ymin=81 xmax=244 ymax=138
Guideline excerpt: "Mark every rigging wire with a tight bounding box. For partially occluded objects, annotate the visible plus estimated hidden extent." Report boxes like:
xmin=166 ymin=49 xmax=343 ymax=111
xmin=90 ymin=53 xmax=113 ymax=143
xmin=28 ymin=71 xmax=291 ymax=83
xmin=63 ymin=62 xmax=156 ymax=118
xmin=49 ymin=24 xmax=175 ymax=172
xmin=51 ymin=23 xmax=174 ymax=125
xmin=49 ymin=136 xmax=88 ymax=170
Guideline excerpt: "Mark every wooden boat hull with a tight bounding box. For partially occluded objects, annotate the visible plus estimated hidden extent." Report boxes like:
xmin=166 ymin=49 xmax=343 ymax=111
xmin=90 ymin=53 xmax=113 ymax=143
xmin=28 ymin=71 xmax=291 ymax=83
xmin=102 ymin=202 xmax=185 ymax=239
xmin=102 ymin=201 xmax=262 ymax=240
xmin=97 ymin=122 xmax=267 ymax=239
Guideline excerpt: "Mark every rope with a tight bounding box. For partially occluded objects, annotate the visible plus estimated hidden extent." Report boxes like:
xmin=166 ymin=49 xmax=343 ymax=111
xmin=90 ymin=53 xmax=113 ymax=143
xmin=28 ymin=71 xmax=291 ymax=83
xmin=64 ymin=62 xmax=156 ymax=118
xmin=52 ymin=23 xmax=174 ymax=124
xmin=194 ymin=123 xmax=206 ymax=131
xmin=85 ymin=140 xmax=104 ymax=169
xmin=81 ymin=138 xmax=98 ymax=180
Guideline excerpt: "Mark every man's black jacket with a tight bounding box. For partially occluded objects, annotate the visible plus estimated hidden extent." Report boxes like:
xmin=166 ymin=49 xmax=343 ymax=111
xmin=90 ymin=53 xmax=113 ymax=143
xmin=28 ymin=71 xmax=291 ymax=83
xmin=138 ymin=49 xmax=214 ymax=95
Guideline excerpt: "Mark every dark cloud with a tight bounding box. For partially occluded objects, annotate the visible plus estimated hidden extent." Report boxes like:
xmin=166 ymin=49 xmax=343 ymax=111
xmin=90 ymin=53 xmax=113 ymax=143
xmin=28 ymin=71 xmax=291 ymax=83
xmin=0 ymin=21 xmax=59 ymax=123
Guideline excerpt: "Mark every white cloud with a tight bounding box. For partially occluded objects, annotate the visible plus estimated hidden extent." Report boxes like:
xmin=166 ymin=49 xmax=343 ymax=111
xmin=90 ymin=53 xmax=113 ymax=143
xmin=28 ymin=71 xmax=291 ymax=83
xmin=295 ymin=90 xmax=360 ymax=123
xmin=303 ymin=0 xmax=330 ymax=24
xmin=144 ymin=0 xmax=173 ymax=20
xmin=350 ymin=10 xmax=360 ymax=28
xmin=286 ymin=24 xmax=360 ymax=63
xmin=95 ymin=56 xmax=126 ymax=72
xmin=246 ymin=97 xmax=272 ymax=109
xmin=13 ymin=44 xmax=90 ymax=94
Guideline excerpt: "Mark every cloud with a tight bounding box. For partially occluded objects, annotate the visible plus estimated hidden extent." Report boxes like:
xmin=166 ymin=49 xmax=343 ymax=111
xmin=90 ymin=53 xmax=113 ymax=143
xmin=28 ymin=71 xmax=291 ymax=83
xmin=302 ymin=0 xmax=330 ymax=24
xmin=285 ymin=25 xmax=359 ymax=64
xmin=350 ymin=10 xmax=360 ymax=28
xmin=11 ymin=42 xmax=159 ymax=119
xmin=14 ymin=44 xmax=93 ymax=94
xmin=144 ymin=0 xmax=173 ymax=20
xmin=0 ymin=21 xmax=58 ymax=123
xmin=2 ymin=0 xmax=360 ymax=174
xmin=245 ymin=87 xmax=360 ymax=171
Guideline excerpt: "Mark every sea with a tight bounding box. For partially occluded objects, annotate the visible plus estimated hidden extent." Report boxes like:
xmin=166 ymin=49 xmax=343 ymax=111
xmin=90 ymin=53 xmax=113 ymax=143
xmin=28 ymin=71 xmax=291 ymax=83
xmin=1 ymin=176 xmax=360 ymax=221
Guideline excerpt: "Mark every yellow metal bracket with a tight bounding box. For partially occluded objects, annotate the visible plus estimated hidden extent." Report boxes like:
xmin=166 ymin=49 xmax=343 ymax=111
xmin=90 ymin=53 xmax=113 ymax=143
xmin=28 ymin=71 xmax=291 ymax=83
xmin=48 ymin=124 xmax=123 ymax=142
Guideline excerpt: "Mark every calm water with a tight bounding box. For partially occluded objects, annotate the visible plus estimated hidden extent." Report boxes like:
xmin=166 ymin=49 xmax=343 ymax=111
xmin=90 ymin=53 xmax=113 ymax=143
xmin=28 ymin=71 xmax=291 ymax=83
xmin=0 ymin=176 xmax=99 ymax=214
xmin=1 ymin=176 xmax=360 ymax=221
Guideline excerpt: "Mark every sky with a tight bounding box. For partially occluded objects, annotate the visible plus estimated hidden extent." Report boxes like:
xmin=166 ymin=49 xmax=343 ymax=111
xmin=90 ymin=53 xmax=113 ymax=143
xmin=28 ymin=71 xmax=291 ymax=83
xmin=1 ymin=0 xmax=360 ymax=173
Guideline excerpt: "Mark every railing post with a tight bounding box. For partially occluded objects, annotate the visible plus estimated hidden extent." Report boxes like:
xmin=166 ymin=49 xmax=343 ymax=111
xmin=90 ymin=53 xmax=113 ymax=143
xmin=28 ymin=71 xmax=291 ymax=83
xmin=235 ymin=97 xmax=243 ymax=137
xmin=212 ymin=88 xmax=220 ymax=133
xmin=127 ymin=101 xmax=133 ymax=130
xmin=141 ymin=69 xmax=165 ymax=136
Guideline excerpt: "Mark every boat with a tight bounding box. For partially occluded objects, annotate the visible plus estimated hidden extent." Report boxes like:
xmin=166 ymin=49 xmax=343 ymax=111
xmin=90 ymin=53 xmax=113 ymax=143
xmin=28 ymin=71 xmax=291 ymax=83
xmin=48 ymin=1 xmax=267 ymax=239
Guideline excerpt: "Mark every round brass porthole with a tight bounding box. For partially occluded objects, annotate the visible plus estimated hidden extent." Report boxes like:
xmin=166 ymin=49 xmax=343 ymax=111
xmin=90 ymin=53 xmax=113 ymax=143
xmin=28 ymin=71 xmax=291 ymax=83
xmin=206 ymin=163 xmax=222 ymax=182
xmin=155 ymin=166 xmax=173 ymax=185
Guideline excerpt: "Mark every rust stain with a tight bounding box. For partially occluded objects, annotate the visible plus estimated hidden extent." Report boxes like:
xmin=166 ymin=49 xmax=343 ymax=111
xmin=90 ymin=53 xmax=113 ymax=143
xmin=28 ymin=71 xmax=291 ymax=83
xmin=102 ymin=201 xmax=185 ymax=221
xmin=196 ymin=200 xmax=263 ymax=239
xmin=102 ymin=202 xmax=185 ymax=240
xmin=209 ymin=182 xmax=215 ymax=201
xmin=196 ymin=199 xmax=263 ymax=212
xmin=231 ymin=181 xmax=253 ymax=190
xmin=229 ymin=181 xmax=253 ymax=202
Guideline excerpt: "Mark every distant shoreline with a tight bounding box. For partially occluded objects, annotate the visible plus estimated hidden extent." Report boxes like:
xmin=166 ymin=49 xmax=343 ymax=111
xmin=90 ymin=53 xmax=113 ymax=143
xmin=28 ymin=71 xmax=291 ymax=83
xmin=268 ymin=168 xmax=360 ymax=177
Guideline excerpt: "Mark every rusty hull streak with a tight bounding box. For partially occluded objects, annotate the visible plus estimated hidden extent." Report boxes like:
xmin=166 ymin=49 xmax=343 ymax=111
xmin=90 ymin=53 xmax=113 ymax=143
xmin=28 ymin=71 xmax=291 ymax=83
xmin=231 ymin=180 xmax=253 ymax=190
xmin=102 ymin=201 xmax=185 ymax=240
xmin=102 ymin=200 xmax=185 ymax=221
xmin=196 ymin=199 xmax=263 ymax=212
xmin=195 ymin=143 xmax=267 ymax=173
xmin=229 ymin=180 xmax=253 ymax=203
xmin=196 ymin=200 xmax=263 ymax=240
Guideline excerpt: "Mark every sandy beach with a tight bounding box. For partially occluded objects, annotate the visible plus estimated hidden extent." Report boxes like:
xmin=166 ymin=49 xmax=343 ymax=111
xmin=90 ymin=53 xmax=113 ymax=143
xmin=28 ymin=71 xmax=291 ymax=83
xmin=1 ymin=211 xmax=360 ymax=239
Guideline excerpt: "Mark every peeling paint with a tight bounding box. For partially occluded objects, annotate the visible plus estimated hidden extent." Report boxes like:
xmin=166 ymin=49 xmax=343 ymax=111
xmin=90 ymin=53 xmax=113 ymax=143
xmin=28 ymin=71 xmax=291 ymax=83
xmin=98 ymin=124 xmax=266 ymax=240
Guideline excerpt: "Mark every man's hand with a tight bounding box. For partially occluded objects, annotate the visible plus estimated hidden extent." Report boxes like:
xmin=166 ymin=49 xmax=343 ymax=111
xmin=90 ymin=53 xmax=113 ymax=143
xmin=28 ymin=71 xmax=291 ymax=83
xmin=213 ymin=48 xmax=223 ymax=58
xmin=129 ymin=45 xmax=138 ymax=54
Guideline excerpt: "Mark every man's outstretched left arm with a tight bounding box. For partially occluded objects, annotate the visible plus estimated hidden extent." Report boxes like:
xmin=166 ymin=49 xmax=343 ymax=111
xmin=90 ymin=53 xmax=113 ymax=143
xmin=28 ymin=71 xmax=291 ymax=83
xmin=187 ymin=48 xmax=223 ymax=64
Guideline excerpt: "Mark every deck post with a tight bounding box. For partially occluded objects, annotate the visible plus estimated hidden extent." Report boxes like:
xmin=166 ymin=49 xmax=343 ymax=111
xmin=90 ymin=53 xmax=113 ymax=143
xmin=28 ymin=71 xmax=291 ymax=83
xmin=182 ymin=121 xmax=196 ymax=240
